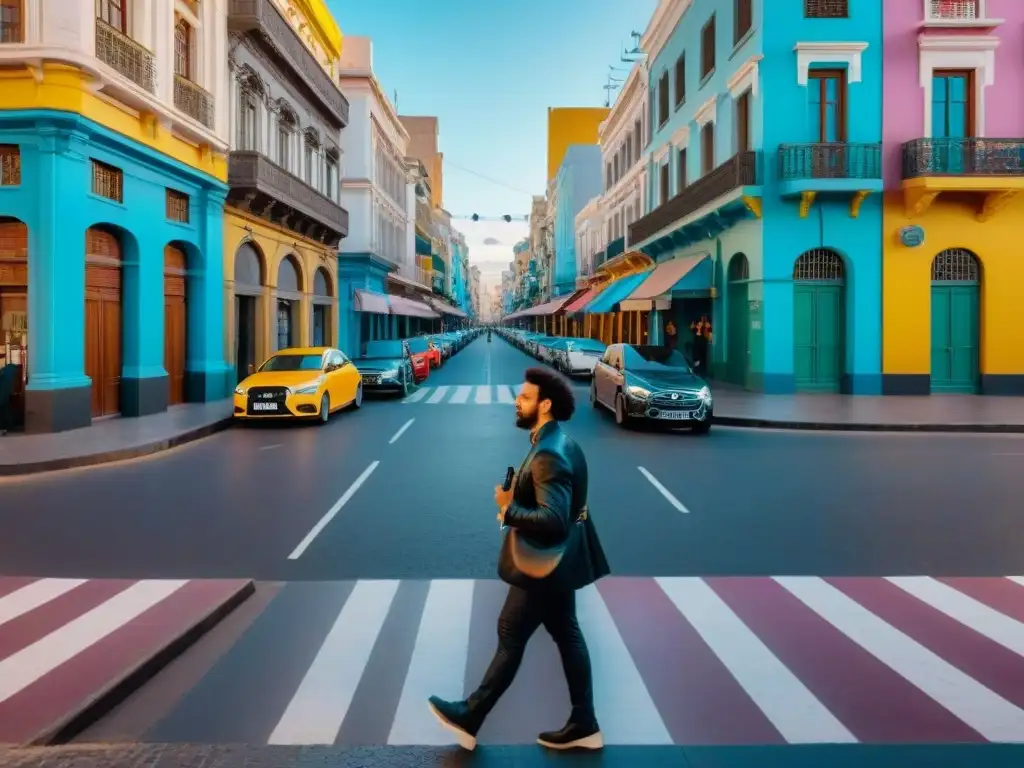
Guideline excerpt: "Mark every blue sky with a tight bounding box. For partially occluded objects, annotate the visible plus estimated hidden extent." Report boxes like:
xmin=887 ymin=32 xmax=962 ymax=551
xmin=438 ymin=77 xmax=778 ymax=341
xmin=327 ymin=0 xmax=656 ymax=281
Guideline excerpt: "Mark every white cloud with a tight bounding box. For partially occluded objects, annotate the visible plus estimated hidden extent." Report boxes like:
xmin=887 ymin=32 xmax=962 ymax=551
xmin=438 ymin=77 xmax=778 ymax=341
xmin=454 ymin=219 xmax=529 ymax=279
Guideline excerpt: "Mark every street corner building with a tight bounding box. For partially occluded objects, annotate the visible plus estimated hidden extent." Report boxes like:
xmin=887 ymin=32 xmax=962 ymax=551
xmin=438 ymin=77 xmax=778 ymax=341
xmin=0 ymin=0 xmax=237 ymax=433
xmin=880 ymin=0 xmax=1024 ymax=396
xmin=224 ymin=0 xmax=349 ymax=384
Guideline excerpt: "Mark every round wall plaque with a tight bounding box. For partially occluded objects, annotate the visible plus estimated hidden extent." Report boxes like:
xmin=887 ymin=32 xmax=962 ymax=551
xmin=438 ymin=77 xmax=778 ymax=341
xmin=900 ymin=225 xmax=924 ymax=248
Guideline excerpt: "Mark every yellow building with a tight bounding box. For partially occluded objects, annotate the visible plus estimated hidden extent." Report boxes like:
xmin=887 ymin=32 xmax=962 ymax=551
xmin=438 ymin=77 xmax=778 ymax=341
xmin=882 ymin=179 xmax=1024 ymax=396
xmin=546 ymin=107 xmax=610 ymax=181
xmin=222 ymin=0 xmax=351 ymax=381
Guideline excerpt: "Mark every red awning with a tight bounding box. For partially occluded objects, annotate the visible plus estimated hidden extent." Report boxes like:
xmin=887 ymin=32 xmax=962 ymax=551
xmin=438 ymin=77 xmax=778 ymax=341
xmin=389 ymin=295 xmax=438 ymax=318
xmin=354 ymin=289 xmax=390 ymax=314
xmin=561 ymin=283 xmax=606 ymax=314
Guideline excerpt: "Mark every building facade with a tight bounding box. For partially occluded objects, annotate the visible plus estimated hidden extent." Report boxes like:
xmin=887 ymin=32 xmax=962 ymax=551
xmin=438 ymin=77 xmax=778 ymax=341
xmin=0 ymin=0 xmax=232 ymax=432
xmin=574 ymin=196 xmax=604 ymax=282
xmin=552 ymin=145 xmax=602 ymax=296
xmin=547 ymin=107 xmax=610 ymax=182
xmin=224 ymin=0 xmax=349 ymax=384
xmin=881 ymin=0 xmax=1024 ymax=395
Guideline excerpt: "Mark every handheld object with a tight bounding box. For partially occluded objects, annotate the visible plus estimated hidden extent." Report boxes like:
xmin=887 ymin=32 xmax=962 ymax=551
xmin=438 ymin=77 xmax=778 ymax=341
xmin=502 ymin=465 xmax=515 ymax=492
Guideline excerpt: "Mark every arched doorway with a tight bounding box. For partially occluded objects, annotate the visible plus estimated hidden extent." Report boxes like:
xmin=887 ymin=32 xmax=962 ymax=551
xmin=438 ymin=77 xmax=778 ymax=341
xmin=234 ymin=242 xmax=264 ymax=383
xmin=930 ymin=248 xmax=980 ymax=393
xmin=726 ymin=253 xmax=750 ymax=387
xmin=0 ymin=217 xmax=28 ymax=429
xmin=311 ymin=266 xmax=332 ymax=347
xmin=793 ymin=248 xmax=845 ymax=392
xmin=164 ymin=244 xmax=188 ymax=405
xmin=85 ymin=226 xmax=123 ymax=417
xmin=276 ymin=254 xmax=302 ymax=351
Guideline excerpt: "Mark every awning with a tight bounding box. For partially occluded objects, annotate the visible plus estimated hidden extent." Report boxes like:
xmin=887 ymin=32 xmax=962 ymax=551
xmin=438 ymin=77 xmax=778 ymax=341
xmin=427 ymin=297 xmax=468 ymax=318
xmin=415 ymin=234 xmax=431 ymax=256
xmin=562 ymin=284 xmax=607 ymax=314
xmin=389 ymin=294 xmax=438 ymax=318
xmin=583 ymin=270 xmax=653 ymax=314
xmin=354 ymin=289 xmax=390 ymax=314
xmin=520 ymin=292 xmax=580 ymax=318
xmin=619 ymin=254 xmax=712 ymax=311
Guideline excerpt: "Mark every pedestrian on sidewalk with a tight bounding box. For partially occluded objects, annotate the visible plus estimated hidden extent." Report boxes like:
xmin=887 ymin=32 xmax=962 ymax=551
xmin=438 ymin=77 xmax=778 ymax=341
xmin=428 ymin=366 xmax=610 ymax=752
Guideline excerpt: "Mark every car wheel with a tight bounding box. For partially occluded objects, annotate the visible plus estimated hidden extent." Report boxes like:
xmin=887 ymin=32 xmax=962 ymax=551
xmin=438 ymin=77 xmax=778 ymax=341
xmin=352 ymin=382 xmax=363 ymax=409
xmin=319 ymin=393 xmax=331 ymax=425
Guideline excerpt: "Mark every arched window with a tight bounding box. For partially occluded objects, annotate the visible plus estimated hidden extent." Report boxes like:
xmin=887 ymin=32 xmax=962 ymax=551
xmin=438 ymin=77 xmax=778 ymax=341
xmin=931 ymin=248 xmax=980 ymax=282
xmin=174 ymin=18 xmax=191 ymax=79
xmin=793 ymin=248 xmax=844 ymax=281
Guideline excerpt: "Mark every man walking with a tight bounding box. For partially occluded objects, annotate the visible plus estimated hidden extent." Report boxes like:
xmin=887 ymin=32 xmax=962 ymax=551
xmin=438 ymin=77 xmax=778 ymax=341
xmin=428 ymin=367 xmax=610 ymax=751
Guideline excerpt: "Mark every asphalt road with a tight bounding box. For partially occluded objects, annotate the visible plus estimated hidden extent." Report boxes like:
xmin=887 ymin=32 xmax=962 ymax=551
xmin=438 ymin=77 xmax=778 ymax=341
xmin=3 ymin=335 xmax=1024 ymax=581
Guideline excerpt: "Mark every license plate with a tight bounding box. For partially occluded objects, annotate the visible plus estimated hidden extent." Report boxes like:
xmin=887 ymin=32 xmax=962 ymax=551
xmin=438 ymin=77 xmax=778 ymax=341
xmin=251 ymin=401 xmax=279 ymax=412
xmin=363 ymin=375 xmax=380 ymax=384
xmin=659 ymin=410 xmax=690 ymax=421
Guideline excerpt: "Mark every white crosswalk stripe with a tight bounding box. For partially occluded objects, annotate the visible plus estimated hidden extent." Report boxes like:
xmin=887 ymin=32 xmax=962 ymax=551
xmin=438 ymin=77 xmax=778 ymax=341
xmin=404 ymin=385 xmax=519 ymax=405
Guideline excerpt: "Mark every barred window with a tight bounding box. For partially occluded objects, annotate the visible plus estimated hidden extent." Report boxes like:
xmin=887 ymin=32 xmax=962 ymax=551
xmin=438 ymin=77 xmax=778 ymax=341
xmin=91 ymin=159 xmax=123 ymax=202
xmin=805 ymin=0 xmax=848 ymax=18
xmin=166 ymin=189 xmax=190 ymax=223
xmin=0 ymin=144 xmax=20 ymax=186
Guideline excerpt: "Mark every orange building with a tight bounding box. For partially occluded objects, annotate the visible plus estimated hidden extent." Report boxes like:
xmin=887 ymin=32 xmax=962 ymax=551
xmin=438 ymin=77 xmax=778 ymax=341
xmin=546 ymin=107 xmax=609 ymax=181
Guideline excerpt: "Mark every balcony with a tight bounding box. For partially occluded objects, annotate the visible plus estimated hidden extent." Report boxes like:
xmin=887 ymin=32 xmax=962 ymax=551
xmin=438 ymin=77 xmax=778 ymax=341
xmin=901 ymin=137 xmax=1024 ymax=220
xmin=628 ymin=152 xmax=762 ymax=251
xmin=95 ymin=19 xmax=155 ymax=93
xmin=778 ymin=142 xmax=882 ymax=218
xmin=228 ymin=0 xmax=349 ymax=127
xmin=922 ymin=0 xmax=1002 ymax=28
xmin=227 ymin=151 xmax=348 ymax=247
xmin=174 ymin=75 xmax=215 ymax=129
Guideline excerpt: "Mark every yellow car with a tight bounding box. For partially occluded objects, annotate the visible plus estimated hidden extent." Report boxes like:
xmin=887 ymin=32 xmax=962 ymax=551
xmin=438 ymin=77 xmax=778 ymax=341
xmin=233 ymin=347 xmax=362 ymax=424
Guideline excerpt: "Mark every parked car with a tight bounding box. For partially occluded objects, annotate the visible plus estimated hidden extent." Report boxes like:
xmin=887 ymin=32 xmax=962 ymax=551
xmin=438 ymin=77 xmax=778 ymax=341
xmin=354 ymin=340 xmax=416 ymax=397
xmin=233 ymin=346 xmax=362 ymax=424
xmin=590 ymin=343 xmax=713 ymax=433
xmin=552 ymin=338 xmax=607 ymax=377
xmin=428 ymin=334 xmax=454 ymax=361
xmin=404 ymin=337 xmax=433 ymax=382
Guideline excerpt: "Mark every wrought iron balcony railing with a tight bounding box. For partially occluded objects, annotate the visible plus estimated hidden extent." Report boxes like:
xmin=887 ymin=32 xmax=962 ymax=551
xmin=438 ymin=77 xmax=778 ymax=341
xmin=779 ymin=142 xmax=881 ymax=181
xmin=928 ymin=0 xmax=978 ymax=20
xmin=174 ymin=75 xmax=215 ymax=129
xmin=902 ymin=138 xmax=1024 ymax=178
xmin=628 ymin=151 xmax=760 ymax=245
xmin=95 ymin=18 xmax=155 ymax=93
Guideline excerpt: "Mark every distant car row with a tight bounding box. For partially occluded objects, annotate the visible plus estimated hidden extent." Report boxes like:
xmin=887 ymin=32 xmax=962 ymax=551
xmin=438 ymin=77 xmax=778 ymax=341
xmin=232 ymin=328 xmax=481 ymax=423
xmin=496 ymin=326 xmax=713 ymax=433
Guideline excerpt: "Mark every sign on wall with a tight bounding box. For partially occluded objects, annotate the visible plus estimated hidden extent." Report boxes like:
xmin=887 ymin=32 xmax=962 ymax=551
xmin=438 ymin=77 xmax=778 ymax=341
xmin=900 ymin=225 xmax=925 ymax=248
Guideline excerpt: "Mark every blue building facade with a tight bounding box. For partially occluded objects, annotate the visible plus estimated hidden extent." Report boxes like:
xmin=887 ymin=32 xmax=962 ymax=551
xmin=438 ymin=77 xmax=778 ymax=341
xmin=552 ymin=144 xmax=602 ymax=296
xmin=0 ymin=111 xmax=229 ymax=433
xmin=628 ymin=0 xmax=882 ymax=393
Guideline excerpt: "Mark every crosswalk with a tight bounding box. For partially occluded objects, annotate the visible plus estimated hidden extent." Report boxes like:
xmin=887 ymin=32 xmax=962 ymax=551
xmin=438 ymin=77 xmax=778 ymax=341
xmin=402 ymin=384 xmax=522 ymax=405
xmin=9 ymin=575 xmax=1024 ymax=746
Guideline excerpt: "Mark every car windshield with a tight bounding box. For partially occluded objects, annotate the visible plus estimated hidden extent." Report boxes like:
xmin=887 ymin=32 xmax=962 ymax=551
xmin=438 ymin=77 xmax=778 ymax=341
xmin=626 ymin=345 xmax=693 ymax=372
xmin=407 ymin=338 xmax=428 ymax=353
xmin=364 ymin=341 xmax=403 ymax=358
xmin=259 ymin=354 xmax=322 ymax=372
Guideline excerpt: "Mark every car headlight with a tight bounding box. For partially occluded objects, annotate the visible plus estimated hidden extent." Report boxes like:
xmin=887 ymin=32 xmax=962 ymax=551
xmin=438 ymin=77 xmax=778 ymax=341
xmin=382 ymin=368 xmax=400 ymax=378
xmin=292 ymin=380 xmax=321 ymax=395
xmin=698 ymin=386 xmax=712 ymax=403
xmin=234 ymin=386 xmax=246 ymax=396
xmin=626 ymin=385 xmax=650 ymax=399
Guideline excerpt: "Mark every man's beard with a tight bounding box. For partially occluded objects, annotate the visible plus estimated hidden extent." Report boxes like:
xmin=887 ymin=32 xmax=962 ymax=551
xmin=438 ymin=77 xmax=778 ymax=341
xmin=515 ymin=408 xmax=537 ymax=430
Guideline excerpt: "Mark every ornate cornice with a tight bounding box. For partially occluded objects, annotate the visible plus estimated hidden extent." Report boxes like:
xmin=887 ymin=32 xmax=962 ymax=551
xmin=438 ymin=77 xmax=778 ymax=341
xmin=641 ymin=0 xmax=692 ymax=67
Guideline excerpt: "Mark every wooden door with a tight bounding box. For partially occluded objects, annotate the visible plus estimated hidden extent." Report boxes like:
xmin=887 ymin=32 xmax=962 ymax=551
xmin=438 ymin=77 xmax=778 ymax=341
xmin=930 ymin=284 xmax=979 ymax=393
xmin=794 ymin=283 xmax=844 ymax=392
xmin=85 ymin=227 xmax=121 ymax=417
xmin=164 ymin=246 xmax=187 ymax=405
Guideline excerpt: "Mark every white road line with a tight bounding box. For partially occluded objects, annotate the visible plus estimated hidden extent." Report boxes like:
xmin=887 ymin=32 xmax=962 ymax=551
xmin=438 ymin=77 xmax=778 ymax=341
xmin=474 ymin=386 xmax=491 ymax=404
xmin=402 ymin=387 xmax=429 ymax=403
xmin=269 ymin=579 xmax=400 ymax=744
xmin=449 ymin=385 xmax=472 ymax=404
xmin=426 ymin=386 xmax=450 ymax=404
xmin=0 ymin=578 xmax=87 ymax=628
xmin=657 ymin=577 xmax=855 ymax=744
xmin=496 ymin=385 xmax=515 ymax=404
xmin=637 ymin=466 xmax=689 ymax=513
xmin=0 ymin=580 xmax=188 ymax=704
xmin=287 ymin=461 xmax=380 ymax=560
xmin=1008 ymin=577 xmax=1024 ymax=589
xmin=259 ymin=443 xmax=282 ymax=451
xmin=577 ymin=585 xmax=672 ymax=744
xmin=887 ymin=576 xmax=1024 ymax=657
xmin=776 ymin=575 xmax=1024 ymax=742
xmin=388 ymin=579 xmax=474 ymax=745
xmin=388 ymin=419 xmax=414 ymax=444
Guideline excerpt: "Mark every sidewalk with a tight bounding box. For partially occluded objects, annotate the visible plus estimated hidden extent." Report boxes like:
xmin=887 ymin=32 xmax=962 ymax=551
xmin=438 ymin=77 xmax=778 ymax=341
xmin=0 ymin=400 xmax=233 ymax=477
xmin=710 ymin=388 xmax=1024 ymax=433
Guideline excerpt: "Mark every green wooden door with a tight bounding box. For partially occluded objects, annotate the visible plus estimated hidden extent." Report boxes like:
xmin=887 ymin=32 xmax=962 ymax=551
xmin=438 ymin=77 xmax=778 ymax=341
xmin=794 ymin=283 xmax=844 ymax=392
xmin=930 ymin=284 xmax=979 ymax=393
xmin=727 ymin=281 xmax=749 ymax=386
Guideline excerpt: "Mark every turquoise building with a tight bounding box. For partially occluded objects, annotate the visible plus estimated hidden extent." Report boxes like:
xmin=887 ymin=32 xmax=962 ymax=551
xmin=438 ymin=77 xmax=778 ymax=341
xmin=627 ymin=0 xmax=883 ymax=393
xmin=0 ymin=111 xmax=228 ymax=433
xmin=553 ymin=145 xmax=603 ymax=296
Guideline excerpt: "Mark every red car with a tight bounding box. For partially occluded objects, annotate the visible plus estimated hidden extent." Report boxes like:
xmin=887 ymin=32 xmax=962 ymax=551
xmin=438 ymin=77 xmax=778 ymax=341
xmin=406 ymin=337 xmax=433 ymax=383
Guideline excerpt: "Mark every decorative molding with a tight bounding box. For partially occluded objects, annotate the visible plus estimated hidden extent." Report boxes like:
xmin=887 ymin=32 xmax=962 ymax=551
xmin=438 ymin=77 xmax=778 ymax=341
xmin=641 ymin=0 xmax=693 ymax=67
xmin=694 ymin=96 xmax=716 ymax=128
xmin=794 ymin=41 xmax=868 ymax=85
xmin=652 ymin=142 xmax=671 ymax=164
xmin=727 ymin=55 xmax=762 ymax=99
xmin=599 ymin=61 xmax=647 ymax=149
xmin=918 ymin=35 xmax=998 ymax=137
xmin=670 ymin=124 xmax=690 ymax=148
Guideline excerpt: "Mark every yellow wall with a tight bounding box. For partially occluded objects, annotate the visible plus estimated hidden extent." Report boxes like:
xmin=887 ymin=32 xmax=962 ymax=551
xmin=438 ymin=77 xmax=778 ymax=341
xmin=223 ymin=208 xmax=339 ymax=367
xmin=0 ymin=64 xmax=226 ymax=181
xmin=882 ymin=190 xmax=1024 ymax=376
xmin=546 ymin=107 xmax=609 ymax=181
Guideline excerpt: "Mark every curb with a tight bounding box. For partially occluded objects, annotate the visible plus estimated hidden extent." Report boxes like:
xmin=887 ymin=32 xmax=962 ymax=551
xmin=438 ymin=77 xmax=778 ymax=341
xmin=0 ymin=417 xmax=235 ymax=477
xmin=714 ymin=415 xmax=1024 ymax=434
xmin=30 ymin=579 xmax=256 ymax=746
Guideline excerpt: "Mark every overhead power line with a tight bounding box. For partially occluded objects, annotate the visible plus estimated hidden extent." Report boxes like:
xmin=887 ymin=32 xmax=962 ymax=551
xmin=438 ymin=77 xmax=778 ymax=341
xmin=442 ymin=159 xmax=536 ymax=197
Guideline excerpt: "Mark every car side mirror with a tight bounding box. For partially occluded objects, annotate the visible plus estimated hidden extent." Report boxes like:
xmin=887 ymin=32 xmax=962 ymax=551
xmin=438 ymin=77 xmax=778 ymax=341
xmin=247 ymin=364 xmax=255 ymax=374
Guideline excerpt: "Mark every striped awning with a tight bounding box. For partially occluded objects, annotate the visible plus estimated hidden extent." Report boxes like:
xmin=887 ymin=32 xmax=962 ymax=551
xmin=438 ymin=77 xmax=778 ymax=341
xmin=619 ymin=254 xmax=712 ymax=311
xmin=353 ymin=289 xmax=390 ymax=314
xmin=583 ymin=270 xmax=653 ymax=314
